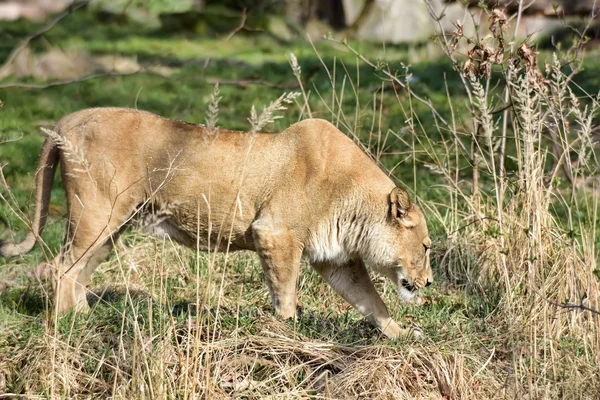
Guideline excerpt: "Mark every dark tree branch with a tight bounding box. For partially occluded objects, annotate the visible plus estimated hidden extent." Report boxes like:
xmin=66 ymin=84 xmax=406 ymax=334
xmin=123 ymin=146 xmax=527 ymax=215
xmin=224 ymin=8 xmax=247 ymax=41
xmin=536 ymin=290 xmax=600 ymax=316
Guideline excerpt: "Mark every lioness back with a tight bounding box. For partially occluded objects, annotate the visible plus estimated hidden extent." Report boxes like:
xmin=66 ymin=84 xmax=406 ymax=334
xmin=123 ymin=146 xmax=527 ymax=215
xmin=53 ymin=108 xmax=391 ymax=251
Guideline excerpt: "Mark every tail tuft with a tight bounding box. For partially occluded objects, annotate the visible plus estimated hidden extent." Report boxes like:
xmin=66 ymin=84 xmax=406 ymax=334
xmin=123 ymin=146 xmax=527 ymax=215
xmin=0 ymin=236 xmax=37 ymax=258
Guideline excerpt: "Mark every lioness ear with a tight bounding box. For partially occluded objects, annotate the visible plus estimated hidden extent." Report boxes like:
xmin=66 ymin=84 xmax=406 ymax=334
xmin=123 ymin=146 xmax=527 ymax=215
xmin=389 ymin=187 xmax=411 ymax=218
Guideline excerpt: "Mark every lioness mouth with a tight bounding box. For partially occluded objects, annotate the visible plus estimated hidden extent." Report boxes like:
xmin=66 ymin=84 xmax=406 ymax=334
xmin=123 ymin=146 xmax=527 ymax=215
xmin=401 ymin=279 xmax=416 ymax=292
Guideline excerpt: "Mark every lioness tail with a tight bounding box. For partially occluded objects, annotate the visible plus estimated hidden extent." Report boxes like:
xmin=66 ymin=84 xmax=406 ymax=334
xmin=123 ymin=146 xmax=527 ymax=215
xmin=0 ymin=137 xmax=59 ymax=257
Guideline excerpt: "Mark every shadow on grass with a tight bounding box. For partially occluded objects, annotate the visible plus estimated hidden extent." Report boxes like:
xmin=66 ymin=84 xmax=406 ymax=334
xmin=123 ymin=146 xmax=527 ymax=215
xmin=0 ymin=284 xmax=49 ymax=315
xmin=87 ymin=286 xmax=153 ymax=309
xmin=170 ymin=299 xmax=383 ymax=344
xmin=0 ymin=284 xmax=153 ymax=317
xmin=0 ymin=280 xmax=497 ymax=350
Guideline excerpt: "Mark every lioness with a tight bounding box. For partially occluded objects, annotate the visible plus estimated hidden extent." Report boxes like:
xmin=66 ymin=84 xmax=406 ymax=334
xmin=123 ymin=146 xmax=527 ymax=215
xmin=0 ymin=108 xmax=432 ymax=339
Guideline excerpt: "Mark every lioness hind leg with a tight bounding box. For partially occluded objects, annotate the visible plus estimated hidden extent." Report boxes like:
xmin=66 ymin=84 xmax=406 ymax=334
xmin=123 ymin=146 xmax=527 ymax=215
xmin=52 ymin=248 xmax=94 ymax=314
xmin=54 ymin=209 xmax=129 ymax=315
xmin=312 ymin=259 xmax=422 ymax=340
xmin=77 ymin=236 xmax=118 ymax=287
xmin=252 ymin=218 xmax=302 ymax=319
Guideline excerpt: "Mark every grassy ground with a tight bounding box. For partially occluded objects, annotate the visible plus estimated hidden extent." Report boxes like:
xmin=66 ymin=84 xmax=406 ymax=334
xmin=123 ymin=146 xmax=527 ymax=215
xmin=1 ymin=8 xmax=599 ymax=399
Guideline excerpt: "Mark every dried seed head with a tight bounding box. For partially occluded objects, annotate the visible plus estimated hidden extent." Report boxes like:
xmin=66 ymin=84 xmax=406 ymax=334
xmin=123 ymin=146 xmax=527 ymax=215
xmin=288 ymin=53 xmax=301 ymax=77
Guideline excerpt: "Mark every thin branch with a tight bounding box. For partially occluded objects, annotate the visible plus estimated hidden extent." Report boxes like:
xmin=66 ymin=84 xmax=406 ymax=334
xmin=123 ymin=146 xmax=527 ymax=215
xmin=0 ymin=1 xmax=90 ymax=78
xmin=0 ymin=67 xmax=314 ymax=93
xmin=0 ymin=69 xmax=161 ymax=90
xmin=450 ymin=216 xmax=500 ymax=235
xmin=206 ymin=77 xmax=296 ymax=90
xmin=499 ymin=0 xmax=524 ymax=214
xmin=491 ymin=102 xmax=513 ymax=115
xmin=422 ymin=0 xmax=478 ymax=127
xmin=224 ymin=8 xmax=247 ymax=41
xmin=536 ymin=290 xmax=600 ymax=317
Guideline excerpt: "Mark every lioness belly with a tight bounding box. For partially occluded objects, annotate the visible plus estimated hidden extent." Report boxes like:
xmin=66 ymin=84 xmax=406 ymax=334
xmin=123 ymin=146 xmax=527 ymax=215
xmin=135 ymin=202 xmax=256 ymax=252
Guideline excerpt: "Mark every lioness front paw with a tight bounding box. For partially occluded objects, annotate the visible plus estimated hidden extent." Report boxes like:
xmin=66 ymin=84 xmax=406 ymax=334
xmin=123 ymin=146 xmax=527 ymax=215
xmin=380 ymin=319 xmax=424 ymax=340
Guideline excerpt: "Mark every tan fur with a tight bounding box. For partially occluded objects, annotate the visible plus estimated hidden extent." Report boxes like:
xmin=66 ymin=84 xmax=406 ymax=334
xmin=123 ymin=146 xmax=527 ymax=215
xmin=0 ymin=108 xmax=432 ymax=339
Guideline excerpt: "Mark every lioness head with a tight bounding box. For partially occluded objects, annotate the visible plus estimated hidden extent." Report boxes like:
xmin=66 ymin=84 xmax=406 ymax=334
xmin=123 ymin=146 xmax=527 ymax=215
xmin=369 ymin=187 xmax=432 ymax=303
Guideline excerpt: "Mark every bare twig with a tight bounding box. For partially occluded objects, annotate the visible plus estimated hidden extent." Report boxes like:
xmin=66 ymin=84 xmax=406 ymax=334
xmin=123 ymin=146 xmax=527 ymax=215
xmin=224 ymin=8 xmax=248 ymax=41
xmin=205 ymin=66 xmax=318 ymax=90
xmin=450 ymin=216 xmax=500 ymax=235
xmin=0 ymin=69 xmax=159 ymax=90
xmin=536 ymin=290 xmax=600 ymax=317
xmin=205 ymin=77 xmax=296 ymax=90
xmin=0 ymin=1 xmax=90 ymax=79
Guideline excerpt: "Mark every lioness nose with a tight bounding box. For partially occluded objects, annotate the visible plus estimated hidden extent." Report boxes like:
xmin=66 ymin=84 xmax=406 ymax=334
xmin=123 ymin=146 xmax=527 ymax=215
xmin=425 ymin=279 xmax=432 ymax=287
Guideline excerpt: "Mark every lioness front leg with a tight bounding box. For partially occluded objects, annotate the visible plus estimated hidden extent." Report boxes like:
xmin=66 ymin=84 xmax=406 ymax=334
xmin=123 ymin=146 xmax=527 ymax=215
xmin=252 ymin=219 xmax=302 ymax=319
xmin=312 ymin=259 xmax=422 ymax=339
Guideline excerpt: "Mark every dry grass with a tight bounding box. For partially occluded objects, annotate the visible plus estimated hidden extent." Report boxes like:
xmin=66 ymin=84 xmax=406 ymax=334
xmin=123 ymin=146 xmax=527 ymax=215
xmin=1 ymin=242 xmax=504 ymax=399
